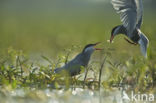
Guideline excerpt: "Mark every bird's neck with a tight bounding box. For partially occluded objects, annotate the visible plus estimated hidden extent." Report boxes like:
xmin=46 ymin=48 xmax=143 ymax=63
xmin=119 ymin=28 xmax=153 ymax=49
xmin=118 ymin=25 xmax=126 ymax=35
xmin=113 ymin=25 xmax=126 ymax=36
xmin=81 ymin=52 xmax=92 ymax=65
xmin=129 ymin=29 xmax=140 ymax=43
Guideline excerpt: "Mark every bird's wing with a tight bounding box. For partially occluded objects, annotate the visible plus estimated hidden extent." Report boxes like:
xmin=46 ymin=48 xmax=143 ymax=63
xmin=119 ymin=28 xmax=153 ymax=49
xmin=136 ymin=0 xmax=143 ymax=29
xmin=111 ymin=0 xmax=143 ymax=37
xmin=54 ymin=54 xmax=83 ymax=76
xmin=138 ymin=31 xmax=149 ymax=58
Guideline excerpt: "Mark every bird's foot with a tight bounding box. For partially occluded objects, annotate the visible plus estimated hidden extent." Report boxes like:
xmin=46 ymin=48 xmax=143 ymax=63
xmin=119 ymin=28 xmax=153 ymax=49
xmin=124 ymin=37 xmax=138 ymax=45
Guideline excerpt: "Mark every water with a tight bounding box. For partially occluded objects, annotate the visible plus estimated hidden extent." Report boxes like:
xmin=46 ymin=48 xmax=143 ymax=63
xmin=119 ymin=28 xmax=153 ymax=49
xmin=0 ymin=87 xmax=155 ymax=103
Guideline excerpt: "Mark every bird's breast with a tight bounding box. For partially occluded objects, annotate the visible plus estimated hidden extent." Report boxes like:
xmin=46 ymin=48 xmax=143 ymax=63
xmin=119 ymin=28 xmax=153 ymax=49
xmin=130 ymin=29 xmax=140 ymax=43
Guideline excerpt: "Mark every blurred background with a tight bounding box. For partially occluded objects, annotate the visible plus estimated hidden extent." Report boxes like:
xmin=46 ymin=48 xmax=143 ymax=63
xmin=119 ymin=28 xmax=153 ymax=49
xmin=0 ymin=0 xmax=156 ymax=61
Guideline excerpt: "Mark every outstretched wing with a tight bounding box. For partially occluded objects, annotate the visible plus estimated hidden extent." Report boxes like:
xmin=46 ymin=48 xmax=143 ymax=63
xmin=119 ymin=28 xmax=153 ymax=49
xmin=111 ymin=0 xmax=143 ymax=37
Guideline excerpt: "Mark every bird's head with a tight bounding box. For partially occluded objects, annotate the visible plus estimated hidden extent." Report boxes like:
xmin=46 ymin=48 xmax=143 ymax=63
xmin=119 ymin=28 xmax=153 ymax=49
xmin=82 ymin=42 xmax=102 ymax=54
xmin=110 ymin=25 xmax=121 ymax=43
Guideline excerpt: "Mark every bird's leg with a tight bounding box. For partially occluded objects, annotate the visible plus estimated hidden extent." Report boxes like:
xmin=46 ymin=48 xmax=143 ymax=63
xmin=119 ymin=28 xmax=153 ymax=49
xmin=124 ymin=37 xmax=138 ymax=45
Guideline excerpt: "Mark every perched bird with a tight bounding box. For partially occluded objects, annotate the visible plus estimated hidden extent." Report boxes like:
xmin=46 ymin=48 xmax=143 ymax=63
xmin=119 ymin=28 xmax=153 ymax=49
xmin=110 ymin=0 xmax=149 ymax=58
xmin=54 ymin=42 xmax=102 ymax=76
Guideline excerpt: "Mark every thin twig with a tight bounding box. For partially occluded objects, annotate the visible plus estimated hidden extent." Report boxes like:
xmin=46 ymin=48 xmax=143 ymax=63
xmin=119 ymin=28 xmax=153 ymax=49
xmin=18 ymin=56 xmax=23 ymax=77
xmin=65 ymin=52 xmax=70 ymax=65
xmin=41 ymin=55 xmax=53 ymax=65
xmin=83 ymin=66 xmax=90 ymax=88
xmin=16 ymin=55 xmax=19 ymax=70
xmin=98 ymin=56 xmax=107 ymax=89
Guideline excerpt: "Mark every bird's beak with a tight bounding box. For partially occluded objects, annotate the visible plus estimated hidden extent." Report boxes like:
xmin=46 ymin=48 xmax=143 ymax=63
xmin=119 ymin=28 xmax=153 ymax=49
xmin=94 ymin=42 xmax=103 ymax=50
xmin=110 ymin=35 xmax=114 ymax=43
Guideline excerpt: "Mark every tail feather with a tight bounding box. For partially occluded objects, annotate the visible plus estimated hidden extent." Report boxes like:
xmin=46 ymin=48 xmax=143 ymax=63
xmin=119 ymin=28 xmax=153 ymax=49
xmin=138 ymin=33 xmax=149 ymax=58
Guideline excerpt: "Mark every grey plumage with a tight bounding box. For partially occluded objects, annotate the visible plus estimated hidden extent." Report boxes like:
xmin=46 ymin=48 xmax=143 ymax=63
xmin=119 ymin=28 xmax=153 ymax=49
xmin=138 ymin=30 xmax=149 ymax=58
xmin=111 ymin=0 xmax=149 ymax=57
xmin=54 ymin=43 xmax=102 ymax=76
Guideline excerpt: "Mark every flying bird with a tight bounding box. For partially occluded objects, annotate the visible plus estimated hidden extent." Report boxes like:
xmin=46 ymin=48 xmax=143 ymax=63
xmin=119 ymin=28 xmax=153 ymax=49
xmin=110 ymin=0 xmax=149 ymax=58
xmin=54 ymin=42 xmax=102 ymax=76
